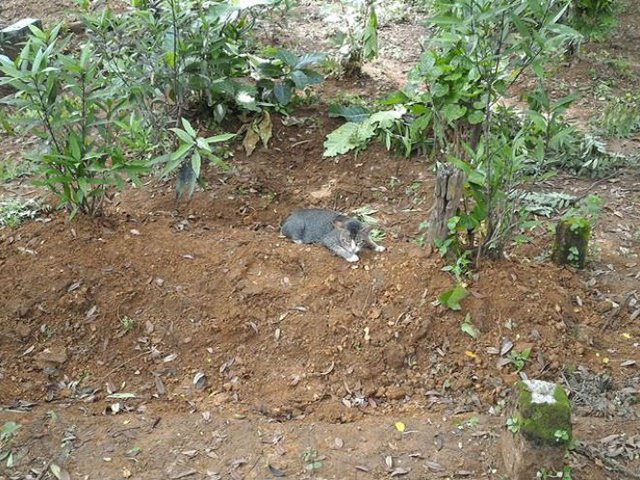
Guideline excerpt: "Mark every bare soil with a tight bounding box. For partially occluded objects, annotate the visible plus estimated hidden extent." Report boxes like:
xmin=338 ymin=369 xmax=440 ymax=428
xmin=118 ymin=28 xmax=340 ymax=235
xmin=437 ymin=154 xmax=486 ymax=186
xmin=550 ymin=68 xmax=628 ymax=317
xmin=1 ymin=1 xmax=639 ymax=480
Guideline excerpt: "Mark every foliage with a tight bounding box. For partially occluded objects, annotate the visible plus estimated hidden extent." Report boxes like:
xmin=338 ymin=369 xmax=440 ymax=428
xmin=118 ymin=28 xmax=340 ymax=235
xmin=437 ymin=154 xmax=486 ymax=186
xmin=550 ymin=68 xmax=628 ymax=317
xmin=152 ymin=118 xmax=235 ymax=201
xmin=0 ymin=422 xmax=20 ymax=468
xmin=520 ymin=191 xmax=577 ymax=217
xmin=0 ymin=157 xmax=37 ymax=182
xmin=0 ymin=25 xmax=148 ymax=216
xmin=509 ymin=347 xmax=531 ymax=372
xmin=1 ymin=1 xmax=326 ymax=214
xmin=598 ymin=93 xmax=640 ymax=139
xmin=325 ymin=0 xmax=581 ymax=261
xmin=250 ymin=48 xmax=325 ymax=109
xmin=80 ymin=0 xmax=323 ymax=193
xmin=570 ymin=0 xmax=617 ymax=40
xmin=323 ymin=107 xmax=406 ymax=156
xmin=438 ymin=283 xmax=468 ymax=310
xmin=0 ymin=198 xmax=42 ymax=228
xmin=83 ymin=0 xmax=280 ymax=126
xmin=328 ymin=0 xmax=379 ymax=75
xmin=506 ymin=416 xmax=520 ymax=434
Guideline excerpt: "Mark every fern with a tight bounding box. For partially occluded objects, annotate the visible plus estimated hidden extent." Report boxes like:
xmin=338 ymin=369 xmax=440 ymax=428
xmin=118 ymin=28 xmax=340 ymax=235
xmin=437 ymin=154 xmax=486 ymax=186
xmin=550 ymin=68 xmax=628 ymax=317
xmin=323 ymin=107 xmax=406 ymax=157
xmin=519 ymin=191 xmax=576 ymax=217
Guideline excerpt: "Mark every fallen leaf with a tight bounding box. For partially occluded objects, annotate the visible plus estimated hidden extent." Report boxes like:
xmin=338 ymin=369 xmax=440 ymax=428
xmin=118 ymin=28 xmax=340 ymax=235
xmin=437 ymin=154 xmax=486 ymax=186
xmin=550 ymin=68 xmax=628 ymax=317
xmin=425 ymin=460 xmax=445 ymax=472
xmin=50 ymin=464 xmax=71 ymax=480
xmin=258 ymin=112 xmax=272 ymax=147
xmin=267 ymin=464 xmax=286 ymax=477
xmin=107 ymin=393 xmax=136 ymax=399
xmin=394 ymin=421 xmax=406 ymax=432
xmin=193 ymin=372 xmax=207 ymax=390
xmin=243 ymin=128 xmax=260 ymax=156
xmin=391 ymin=467 xmax=410 ymax=476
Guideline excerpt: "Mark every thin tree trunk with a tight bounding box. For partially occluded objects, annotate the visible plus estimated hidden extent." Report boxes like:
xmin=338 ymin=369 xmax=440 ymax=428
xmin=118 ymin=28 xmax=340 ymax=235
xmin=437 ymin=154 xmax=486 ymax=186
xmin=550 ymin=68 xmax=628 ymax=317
xmin=428 ymin=163 xmax=466 ymax=245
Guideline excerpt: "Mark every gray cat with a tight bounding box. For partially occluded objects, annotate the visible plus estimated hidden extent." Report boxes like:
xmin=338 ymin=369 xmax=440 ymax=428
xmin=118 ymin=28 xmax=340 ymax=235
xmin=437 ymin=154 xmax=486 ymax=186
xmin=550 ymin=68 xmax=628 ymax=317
xmin=281 ymin=208 xmax=385 ymax=262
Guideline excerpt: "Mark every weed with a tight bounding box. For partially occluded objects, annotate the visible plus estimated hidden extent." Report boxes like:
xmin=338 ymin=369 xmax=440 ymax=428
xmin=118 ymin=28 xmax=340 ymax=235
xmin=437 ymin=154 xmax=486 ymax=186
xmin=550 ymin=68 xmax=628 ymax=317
xmin=438 ymin=283 xmax=468 ymax=311
xmin=554 ymin=429 xmax=570 ymax=443
xmin=0 ymin=157 xmax=37 ymax=183
xmin=509 ymin=347 xmax=532 ymax=373
xmin=506 ymin=416 xmax=520 ymax=435
xmin=119 ymin=316 xmax=135 ymax=334
xmin=598 ymin=93 xmax=640 ymax=138
xmin=0 ymin=198 xmax=42 ymax=228
xmin=301 ymin=448 xmax=323 ymax=471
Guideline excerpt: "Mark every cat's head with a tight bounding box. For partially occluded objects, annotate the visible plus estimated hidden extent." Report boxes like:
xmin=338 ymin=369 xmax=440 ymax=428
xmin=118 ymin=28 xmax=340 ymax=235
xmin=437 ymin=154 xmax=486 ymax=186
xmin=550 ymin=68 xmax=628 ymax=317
xmin=333 ymin=218 xmax=371 ymax=254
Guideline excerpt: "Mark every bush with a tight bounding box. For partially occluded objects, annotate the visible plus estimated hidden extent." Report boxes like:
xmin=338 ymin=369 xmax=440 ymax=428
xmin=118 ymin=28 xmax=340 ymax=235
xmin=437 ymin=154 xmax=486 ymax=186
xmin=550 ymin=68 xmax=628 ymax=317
xmin=0 ymin=25 xmax=148 ymax=217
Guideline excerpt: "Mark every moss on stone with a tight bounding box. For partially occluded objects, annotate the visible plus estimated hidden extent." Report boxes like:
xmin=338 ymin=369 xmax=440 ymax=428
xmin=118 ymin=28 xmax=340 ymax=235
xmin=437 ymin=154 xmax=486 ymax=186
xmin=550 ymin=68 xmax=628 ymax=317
xmin=515 ymin=380 xmax=572 ymax=447
xmin=552 ymin=216 xmax=591 ymax=269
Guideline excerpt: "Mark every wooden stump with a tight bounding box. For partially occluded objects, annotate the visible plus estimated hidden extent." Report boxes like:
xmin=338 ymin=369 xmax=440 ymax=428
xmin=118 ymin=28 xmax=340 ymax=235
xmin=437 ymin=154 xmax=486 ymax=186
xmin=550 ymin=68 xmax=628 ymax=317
xmin=427 ymin=163 xmax=466 ymax=245
xmin=552 ymin=216 xmax=591 ymax=269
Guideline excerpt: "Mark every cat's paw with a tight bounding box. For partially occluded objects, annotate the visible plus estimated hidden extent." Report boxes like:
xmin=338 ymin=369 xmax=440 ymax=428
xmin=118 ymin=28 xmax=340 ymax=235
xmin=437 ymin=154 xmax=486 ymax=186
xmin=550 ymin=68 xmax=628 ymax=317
xmin=346 ymin=255 xmax=359 ymax=263
xmin=375 ymin=245 xmax=386 ymax=252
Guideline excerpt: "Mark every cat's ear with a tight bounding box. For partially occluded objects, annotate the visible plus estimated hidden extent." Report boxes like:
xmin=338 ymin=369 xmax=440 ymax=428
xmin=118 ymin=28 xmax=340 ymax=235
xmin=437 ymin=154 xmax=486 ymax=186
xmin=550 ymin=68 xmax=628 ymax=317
xmin=333 ymin=218 xmax=346 ymax=229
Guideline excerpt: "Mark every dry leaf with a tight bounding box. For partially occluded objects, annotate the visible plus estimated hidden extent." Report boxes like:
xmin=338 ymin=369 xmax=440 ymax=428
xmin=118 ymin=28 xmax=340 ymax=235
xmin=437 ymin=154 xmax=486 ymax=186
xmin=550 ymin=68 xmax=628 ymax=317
xmin=258 ymin=112 xmax=272 ymax=147
xmin=267 ymin=464 xmax=286 ymax=477
xmin=391 ymin=467 xmax=410 ymax=476
xmin=243 ymin=128 xmax=260 ymax=156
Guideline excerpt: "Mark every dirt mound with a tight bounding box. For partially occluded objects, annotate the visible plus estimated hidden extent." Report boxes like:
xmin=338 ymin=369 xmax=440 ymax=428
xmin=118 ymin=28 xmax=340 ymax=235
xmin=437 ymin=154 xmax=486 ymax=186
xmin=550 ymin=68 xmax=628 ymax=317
xmin=0 ymin=111 xmax=623 ymax=424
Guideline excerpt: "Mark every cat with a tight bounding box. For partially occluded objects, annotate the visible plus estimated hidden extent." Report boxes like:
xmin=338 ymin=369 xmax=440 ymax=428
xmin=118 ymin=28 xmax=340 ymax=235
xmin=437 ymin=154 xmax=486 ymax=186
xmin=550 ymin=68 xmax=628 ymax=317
xmin=281 ymin=208 xmax=385 ymax=262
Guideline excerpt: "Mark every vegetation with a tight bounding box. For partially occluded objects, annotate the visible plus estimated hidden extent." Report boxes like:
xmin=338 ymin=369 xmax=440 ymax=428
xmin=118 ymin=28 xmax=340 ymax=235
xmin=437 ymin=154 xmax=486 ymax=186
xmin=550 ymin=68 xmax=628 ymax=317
xmin=0 ymin=0 xmax=325 ymax=214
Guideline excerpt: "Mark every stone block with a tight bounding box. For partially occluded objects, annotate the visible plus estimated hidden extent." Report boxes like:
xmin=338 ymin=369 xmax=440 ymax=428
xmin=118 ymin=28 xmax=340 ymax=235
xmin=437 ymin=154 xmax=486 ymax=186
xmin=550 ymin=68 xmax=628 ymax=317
xmin=501 ymin=379 xmax=572 ymax=479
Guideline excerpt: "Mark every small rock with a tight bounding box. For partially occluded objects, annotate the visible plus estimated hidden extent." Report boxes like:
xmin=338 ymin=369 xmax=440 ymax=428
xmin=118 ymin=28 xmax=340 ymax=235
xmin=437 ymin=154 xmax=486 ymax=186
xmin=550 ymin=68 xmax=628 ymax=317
xmin=35 ymin=346 xmax=68 ymax=369
xmin=384 ymin=343 xmax=406 ymax=369
xmin=386 ymin=385 xmax=407 ymax=400
xmin=596 ymin=300 xmax=613 ymax=314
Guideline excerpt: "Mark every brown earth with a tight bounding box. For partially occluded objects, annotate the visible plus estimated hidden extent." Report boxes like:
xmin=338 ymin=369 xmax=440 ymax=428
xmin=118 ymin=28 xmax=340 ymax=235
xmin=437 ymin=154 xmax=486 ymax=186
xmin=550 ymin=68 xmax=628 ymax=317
xmin=1 ymin=1 xmax=639 ymax=480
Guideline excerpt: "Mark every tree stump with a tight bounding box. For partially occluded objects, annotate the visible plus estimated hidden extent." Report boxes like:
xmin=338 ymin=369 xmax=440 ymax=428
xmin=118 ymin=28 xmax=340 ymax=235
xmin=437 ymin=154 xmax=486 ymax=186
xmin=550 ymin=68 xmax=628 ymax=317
xmin=427 ymin=163 xmax=466 ymax=245
xmin=501 ymin=380 xmax=573 ymax=479
xmin=552 ymin=216 xmax=591 ymax=269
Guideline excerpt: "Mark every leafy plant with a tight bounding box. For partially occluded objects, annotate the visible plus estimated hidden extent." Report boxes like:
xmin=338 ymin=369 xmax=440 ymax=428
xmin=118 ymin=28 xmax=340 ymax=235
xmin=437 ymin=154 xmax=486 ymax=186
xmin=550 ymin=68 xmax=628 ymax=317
xmin=554 ymin=429 xmax=570 ymax=443
xmin=570 ymin=0 xmax=617 ymax=40
xmin=438 ymin=283 xmax=468 ymax=311
xmin=0 ymin=198 xmax=42 ymax=228
xmin=0 ymin=25 xmax=148 ymax=216
xmin=323 ymin=107 xmax=406 ymax=157
xmin=509 ymin=347 xmax=532 ymax=373
xmin=302 ymin=448 xmax=323 ymax=471
xmin=0 ymin=422 xmax=20 ymax=468
xmin=329 ymin=0 xmax=379 ymax=75
xmin=506 ymin=416 xmax=520 ymax=434
xmin=153 ymin=118 xmax=235 ymax=202
xmin=119 ymin=315 xmax=135 ymax=333
xmin=536 ymin=466 xmax=573 ymax=479
xmin=598 ymin=93 xmax=640 ymax=139
xmin=251 ymin=48 xmax=325 ymax=109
